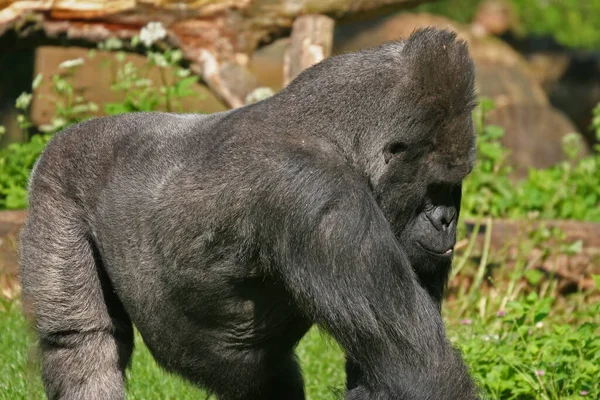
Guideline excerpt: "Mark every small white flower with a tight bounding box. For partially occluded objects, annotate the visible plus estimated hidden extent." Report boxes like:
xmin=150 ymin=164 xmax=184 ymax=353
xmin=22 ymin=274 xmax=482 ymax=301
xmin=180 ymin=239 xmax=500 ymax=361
xmin=32 ymin=73 xmax=43 ymax=89
xmin=15 ymin=92 xmax=33 ymax=109
xmin=176 ymin=68 xmax=191 ymax=78
xmin=481 ymin=334 xmax=499 ymax=342
xmin=135 ymin=79 xmax=153 ymax=88
xmin=59 ymin=58 xmax=84 ymax=69
xmin=535 ymin=321 xmax=544 ymax=329
xmin=245 ymin=87 xmax=275 ymax=104
xmin=104 ymin=37 xmax=123 ymax=50
xmin=140 ymin=22 xmax=167 ymax=47
xmin=148 ymin=52 xmax=169 ymax=68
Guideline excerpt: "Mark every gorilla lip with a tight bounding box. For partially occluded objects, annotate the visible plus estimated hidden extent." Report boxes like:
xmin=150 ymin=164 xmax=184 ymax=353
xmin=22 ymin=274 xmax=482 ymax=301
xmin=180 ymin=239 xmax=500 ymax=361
xmin=416 ymin=242 xmax=454 ymax=257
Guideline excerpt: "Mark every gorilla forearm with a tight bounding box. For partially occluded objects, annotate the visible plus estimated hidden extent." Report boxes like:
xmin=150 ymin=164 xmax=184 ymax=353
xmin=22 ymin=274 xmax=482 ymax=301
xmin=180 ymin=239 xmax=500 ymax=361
xmin=258 ymin=170 xmax=477 ymax=397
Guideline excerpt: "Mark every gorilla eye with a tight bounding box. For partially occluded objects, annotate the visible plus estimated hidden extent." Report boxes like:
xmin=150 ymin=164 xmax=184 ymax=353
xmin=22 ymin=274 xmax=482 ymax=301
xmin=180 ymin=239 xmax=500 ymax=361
xmin=383 ymin=141 xmax=408 ymax=164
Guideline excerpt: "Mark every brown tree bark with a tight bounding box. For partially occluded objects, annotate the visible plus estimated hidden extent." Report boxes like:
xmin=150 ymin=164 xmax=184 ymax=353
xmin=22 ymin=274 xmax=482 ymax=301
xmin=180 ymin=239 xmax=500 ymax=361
xmin=283 ymin=14 xmax=335 ymax=87
xmin=0 ymin=0 xmax=432 ymax=107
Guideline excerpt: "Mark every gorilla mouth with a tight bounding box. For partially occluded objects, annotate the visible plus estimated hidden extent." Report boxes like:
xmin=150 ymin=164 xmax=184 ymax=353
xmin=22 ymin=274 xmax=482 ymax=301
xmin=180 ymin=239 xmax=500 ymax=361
xmin=416 ymin=242 xmax=454 ymax=257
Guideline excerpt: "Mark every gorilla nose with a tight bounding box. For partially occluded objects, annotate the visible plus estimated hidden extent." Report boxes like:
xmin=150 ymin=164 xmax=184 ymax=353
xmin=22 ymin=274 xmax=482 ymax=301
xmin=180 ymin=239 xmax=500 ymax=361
xmin=426 ymin=205 xmax=456 ymax=231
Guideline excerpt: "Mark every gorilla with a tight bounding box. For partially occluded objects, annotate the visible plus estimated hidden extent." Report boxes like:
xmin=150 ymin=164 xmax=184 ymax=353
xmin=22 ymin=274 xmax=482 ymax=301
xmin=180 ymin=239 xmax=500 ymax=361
xmin=20 ymin=28 xmax=480 ymax=399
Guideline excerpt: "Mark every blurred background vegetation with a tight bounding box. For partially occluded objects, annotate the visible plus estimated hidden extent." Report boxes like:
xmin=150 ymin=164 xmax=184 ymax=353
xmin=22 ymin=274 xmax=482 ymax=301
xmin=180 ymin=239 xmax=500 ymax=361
xmin=418 ymin=0 xmax=600 ymax=49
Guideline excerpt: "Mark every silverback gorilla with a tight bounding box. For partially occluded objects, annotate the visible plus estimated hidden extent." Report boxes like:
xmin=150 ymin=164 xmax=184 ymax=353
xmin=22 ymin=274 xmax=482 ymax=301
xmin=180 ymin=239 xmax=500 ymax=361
xmin=20 ymin=28 xmax=481 ymax=399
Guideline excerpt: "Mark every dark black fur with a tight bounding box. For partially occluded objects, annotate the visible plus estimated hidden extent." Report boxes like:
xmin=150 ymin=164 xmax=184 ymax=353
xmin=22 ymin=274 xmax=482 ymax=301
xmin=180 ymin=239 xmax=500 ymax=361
xmin=345 ymin=182 xmax=464 ymax=392
xmin=20 ymin=28 xmax=480 ymax=399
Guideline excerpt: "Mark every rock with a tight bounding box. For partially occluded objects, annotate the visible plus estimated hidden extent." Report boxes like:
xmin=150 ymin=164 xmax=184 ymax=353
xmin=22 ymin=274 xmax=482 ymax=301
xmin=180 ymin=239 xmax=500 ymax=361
xmin=527 ymin=52 xmax=571 ymax=92
xmin=508 ymin=38 xmax=600 ymax=149
xmin=547 ymin=56 xmax=600 ymax=148
xmin=486 ymin=104 xmax=585 ymax=175
xmin=472 ymin=0 xmax=515 ymax=37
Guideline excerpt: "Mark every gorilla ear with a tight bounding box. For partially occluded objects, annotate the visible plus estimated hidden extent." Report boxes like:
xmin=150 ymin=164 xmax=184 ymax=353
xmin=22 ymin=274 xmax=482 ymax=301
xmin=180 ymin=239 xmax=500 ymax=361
xmin=401 ymin=27 xmax=477 ymax=119
xmin=383 ymin=141 xmax=408 ymax=164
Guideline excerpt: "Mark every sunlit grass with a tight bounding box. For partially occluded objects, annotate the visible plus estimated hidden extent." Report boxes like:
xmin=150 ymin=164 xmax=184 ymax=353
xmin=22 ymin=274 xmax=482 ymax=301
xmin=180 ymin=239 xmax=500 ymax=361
xmin=0 ymin=299 xmax=345 ymax=400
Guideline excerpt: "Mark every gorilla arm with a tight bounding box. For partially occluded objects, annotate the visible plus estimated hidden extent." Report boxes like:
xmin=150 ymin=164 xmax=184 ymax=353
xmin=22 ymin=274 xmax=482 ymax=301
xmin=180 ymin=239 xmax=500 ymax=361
xmin=254 ymin=159 xmax=479 ymax=399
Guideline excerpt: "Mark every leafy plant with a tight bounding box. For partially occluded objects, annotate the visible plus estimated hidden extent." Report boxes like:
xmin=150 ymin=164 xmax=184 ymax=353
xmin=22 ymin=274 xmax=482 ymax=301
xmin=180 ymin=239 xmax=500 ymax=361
xmin=0 ymin=134 xmax=50 ymax=209
xmin=462 ymin=98 xmax=514 ymax=217
xmin=416 ymin=0 xmax=600 ymax=49
xmin=510 ymin=0 xmax=600 ymax=49
xmin=103 ymin=45 xmax=198 ymax=115
xmin=456 ymin=294 xmax=600 ymax=399
xmin=0 ymin=23 xmax=200 ymax=209
xmin=462 ymin=99 xmax=600 ymax=222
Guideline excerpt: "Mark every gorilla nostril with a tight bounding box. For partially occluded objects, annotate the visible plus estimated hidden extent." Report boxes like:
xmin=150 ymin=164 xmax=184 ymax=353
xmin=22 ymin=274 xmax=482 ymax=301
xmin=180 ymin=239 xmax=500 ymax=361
xmin=441 ymin=218 xmax=449 ymax=231
xmin=426 ymin=209 xmax=444 ymax=231
xmin=448 ymin=207 xmax=457 ymax=222
xmin=441 ymin=213 xmax=454 ymax=230
xmin=426 ymin=205 xmax=456 ymax=231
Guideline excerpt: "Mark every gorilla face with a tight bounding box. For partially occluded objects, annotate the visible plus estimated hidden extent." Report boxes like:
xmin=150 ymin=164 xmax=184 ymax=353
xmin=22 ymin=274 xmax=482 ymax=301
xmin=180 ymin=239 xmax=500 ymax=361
xmin=372 ymin=108 xmax=475 ymax=303
xmin=374 ymin=115 xmax=474 ymax=242
xmin=386 ymin=182 xmax=463 ymax=304
xmin=410 ymin=183 xmax=462 ymax=260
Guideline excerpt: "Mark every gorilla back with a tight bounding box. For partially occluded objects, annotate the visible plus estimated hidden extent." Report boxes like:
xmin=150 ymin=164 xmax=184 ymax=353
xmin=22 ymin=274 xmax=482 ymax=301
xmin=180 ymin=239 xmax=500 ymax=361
xmin=20 ymin=28 xmax=481 ymax=400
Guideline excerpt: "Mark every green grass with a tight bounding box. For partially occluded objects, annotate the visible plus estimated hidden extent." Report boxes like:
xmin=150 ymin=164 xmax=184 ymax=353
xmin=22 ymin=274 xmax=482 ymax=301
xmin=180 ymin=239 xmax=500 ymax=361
xmin=0 ymin=299 xmax=44 ymax=399
xmin=0 ymin=299 xmax=345 ymax=400
xmin=2 ymin=284 xmax=599 ymax=399
xmin=447 ymin=295 xmax=600 ymax=399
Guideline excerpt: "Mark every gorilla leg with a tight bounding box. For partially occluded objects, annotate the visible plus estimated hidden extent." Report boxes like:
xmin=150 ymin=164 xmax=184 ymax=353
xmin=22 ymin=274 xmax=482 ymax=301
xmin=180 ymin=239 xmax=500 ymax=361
xmin=20 ymin=198 xmax=133 ymax=400
xmin=233 ymin=353 xmax=305 ymax=400
xmin=179 ymin=344 xmax=305 ymax=400
xmin=345 ymin=359 xmax=361 ymax=391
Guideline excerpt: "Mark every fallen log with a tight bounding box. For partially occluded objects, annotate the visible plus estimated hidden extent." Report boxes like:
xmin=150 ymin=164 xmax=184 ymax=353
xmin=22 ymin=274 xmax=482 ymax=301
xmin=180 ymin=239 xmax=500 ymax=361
xmin=283 ymin=14 xmax=335 ymax=87
xmin=0 ymin=0 xmax=431 ymax=107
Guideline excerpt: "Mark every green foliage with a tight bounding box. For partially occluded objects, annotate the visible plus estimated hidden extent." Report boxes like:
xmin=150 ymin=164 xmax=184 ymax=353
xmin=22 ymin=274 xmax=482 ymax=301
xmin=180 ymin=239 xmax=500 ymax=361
xmin=102 ymin=46 xmax=198 ymax=115
xmin=0 ymin=31 xmax=199 ymax=210
xmin=0 ymin=134 xmax=50 ymax=209
xmin=462 ymin=98 xmax=514 ymax=218
xmin=415 ymin=0 xmax=600 ymax=49
xmin=510 ymin=0 xmax=600 ymax=49
xmin=37 ymin=71 xmax=99 ymax=134
xmin=462 ymin=98 xmax=600 ymax=222
xmin=592 ymin=102 xmax=600 ymax=144
xmin=457 ymin=294 xmax=600 ymax=399
xmin=0 ymin=299 xmax=45 ymax=398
